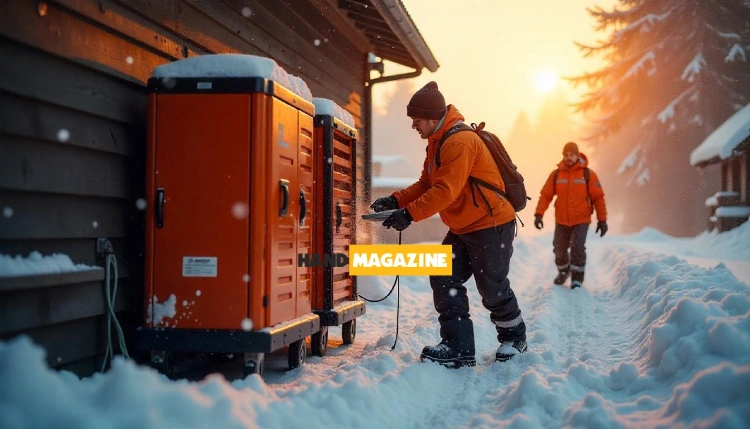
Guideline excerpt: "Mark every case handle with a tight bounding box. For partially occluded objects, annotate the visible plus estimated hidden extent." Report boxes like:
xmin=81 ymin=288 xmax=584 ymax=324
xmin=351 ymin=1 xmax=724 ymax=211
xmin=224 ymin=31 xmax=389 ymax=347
xmin=335 ymin=202 xmax=343 ymax=233
xmin=279 ymin=180 xmax=289 ymax=216
xmin=156 ymin=188 xmax=165 ymax=228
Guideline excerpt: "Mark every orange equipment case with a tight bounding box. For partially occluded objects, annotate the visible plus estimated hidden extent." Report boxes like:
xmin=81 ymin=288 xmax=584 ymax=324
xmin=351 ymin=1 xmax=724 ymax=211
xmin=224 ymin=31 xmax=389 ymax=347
xmin=312 ymin=111 xmax=365 ymax=341
xmin=136 ymin=68 xmax=364 ymax=377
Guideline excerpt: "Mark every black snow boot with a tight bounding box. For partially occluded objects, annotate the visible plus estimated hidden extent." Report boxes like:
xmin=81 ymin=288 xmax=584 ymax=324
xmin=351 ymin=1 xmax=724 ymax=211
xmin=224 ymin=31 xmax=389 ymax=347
xmin=553 ymin=268 xmax=570 ymax=285
xmin=571 ymin=271 xmax=584 ymax=289
xmin=420 ymin=342 xmax=476 ymax=369
xmin=496 ymin=340 xmax=528 ymax=362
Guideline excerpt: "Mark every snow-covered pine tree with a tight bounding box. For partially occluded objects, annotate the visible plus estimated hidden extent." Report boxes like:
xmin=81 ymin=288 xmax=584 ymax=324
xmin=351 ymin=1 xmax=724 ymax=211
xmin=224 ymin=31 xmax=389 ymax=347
xmin=506 ymin=111 xmax=535 ymax=176
xmin=568 ymin=0 xmax=750 ymax=235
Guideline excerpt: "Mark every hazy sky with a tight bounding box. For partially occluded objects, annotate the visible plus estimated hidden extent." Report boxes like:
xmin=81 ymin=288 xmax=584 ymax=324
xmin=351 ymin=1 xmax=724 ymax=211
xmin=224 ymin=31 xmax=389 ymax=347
xmin=372 ymin=0 xmax=619 ymax=137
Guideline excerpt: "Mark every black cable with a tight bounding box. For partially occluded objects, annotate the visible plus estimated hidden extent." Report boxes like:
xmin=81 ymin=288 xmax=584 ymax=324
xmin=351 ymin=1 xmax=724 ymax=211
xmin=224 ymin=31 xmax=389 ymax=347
xmin=357 ymin=275 xmax=398 ymax=303
xmin=392 ymin=231 xmax=401 ymax=350
xmin=356 ymin=230 xmax=402 ymax=350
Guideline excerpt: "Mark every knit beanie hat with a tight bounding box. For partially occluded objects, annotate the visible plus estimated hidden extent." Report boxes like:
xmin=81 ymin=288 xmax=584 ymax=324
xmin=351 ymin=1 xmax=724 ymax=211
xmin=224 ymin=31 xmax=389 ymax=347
xmin=562 ymin=142 xmax=579 ymax=155
xmin=407 ymin=81 xmax=446 ymax=120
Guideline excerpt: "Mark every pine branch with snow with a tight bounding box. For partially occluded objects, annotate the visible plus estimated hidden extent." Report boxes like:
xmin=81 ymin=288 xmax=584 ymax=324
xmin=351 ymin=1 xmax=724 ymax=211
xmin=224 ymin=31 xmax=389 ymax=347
xmin=568 ymin=0 xmax=750 ymax=154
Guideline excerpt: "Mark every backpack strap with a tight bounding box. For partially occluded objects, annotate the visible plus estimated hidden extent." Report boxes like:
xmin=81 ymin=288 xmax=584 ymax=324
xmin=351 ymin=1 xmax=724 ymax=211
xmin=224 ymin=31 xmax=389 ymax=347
xmin=434 ymin=123 xmax=509 ymax=214
xmin=434 ymin=123 xmax=473 ymax=168
xmin=583 ymin=167 xmax=592 ymax=210
xmin=468 ymin=176 xmax=506 ymax=200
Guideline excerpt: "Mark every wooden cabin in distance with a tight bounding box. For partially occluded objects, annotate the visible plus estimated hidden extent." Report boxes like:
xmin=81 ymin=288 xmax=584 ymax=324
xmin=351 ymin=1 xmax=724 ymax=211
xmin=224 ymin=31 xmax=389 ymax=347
xmin=690 ymin=102 xmax=750 ymax=232
xmin=0 ymin=0 xmax=438 ymax=377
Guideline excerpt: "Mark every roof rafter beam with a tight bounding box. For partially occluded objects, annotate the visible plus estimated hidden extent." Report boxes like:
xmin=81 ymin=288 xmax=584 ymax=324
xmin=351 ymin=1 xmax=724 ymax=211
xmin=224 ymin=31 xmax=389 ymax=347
xmin=349 ymin=13 xmax=393 ymax=34
xmin=368 ymin=0 xmax=438 ymax=72
xmin=309 ymin=0 xmax=373 ymax=53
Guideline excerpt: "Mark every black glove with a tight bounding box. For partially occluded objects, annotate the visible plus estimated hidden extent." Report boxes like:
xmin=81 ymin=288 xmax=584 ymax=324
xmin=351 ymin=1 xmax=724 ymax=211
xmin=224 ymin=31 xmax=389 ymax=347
xmin=370 ymin=195 xmax=398 ymax=213
xmin=534 ymin=215 xmax=543 ymax=230
xmin=596 ymin=221 xmax=608 ymax=237
xmin=382 ymin=208 xmax=413 ymax=231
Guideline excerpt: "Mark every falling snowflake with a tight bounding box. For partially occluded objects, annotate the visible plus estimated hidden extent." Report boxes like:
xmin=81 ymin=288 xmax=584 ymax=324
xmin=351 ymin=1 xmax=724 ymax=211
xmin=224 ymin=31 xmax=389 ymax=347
xmin=242 ymin=7 xmax=252 ymax=17
xmin=92 ymin=221 xmax=98 ymax=229
xmin=135 ymin=198 xmax=147 ymax=210
xmin=242 ymin=274 xmax=250 ymax=282
xmin=314 ymin=39 xmax=321 ymax=46
xmin=449 ymin=288 xmax=458 ymax=297
xmin=196 ymin=290 xmax=202 ymax=297
xmin=57 ymin=129 xmax=70 ymax=142
xmin=125 ymin=56 xmax=134 ymax=65
xmin=241 ymin=318 xmax=253 ymax=331
xmin=182 ymin=300 xmax=188 ymax=307
xmin=3 ymin=207 xmax=13 ymax=218
xmin=232 ymin=202 xmax=249 ymax=219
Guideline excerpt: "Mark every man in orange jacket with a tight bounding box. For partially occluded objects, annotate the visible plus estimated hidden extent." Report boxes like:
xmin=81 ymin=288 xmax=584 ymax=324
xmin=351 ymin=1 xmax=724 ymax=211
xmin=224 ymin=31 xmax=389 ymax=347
xmin=533 ymin=142 xmax=608 ymax=289
xmin=369 ymin=81 xmax=527 ymax=368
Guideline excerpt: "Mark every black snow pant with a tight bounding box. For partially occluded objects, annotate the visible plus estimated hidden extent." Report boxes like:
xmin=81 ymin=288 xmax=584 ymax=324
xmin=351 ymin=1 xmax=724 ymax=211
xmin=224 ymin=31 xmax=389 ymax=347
xmin=553 ymin=223 xmax=590 ymax=283
xmin=429 ymin=220 xmax=526 ymax=356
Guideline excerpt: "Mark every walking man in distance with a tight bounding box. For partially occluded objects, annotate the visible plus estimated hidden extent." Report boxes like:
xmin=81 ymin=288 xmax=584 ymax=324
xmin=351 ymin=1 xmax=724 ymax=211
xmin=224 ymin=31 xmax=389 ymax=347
xmin=533 ymin=142 xmax=608 ymax=289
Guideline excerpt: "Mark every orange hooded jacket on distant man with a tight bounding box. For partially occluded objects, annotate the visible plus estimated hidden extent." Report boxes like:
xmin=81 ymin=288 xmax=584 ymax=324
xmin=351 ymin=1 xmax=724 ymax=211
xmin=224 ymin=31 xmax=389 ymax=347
xmin=391 ymin=104 xmax=516 ymax=235
xmin=533 ymin=141 xmax=608 ymax=290
xmin=534 ymin=150 xmax=607 ymax=227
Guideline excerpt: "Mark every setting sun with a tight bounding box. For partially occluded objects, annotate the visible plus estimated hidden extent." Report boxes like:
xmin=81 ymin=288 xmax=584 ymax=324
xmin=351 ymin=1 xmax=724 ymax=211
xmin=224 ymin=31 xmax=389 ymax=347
xmin=534 ymin=71 xmax=559 ymax=93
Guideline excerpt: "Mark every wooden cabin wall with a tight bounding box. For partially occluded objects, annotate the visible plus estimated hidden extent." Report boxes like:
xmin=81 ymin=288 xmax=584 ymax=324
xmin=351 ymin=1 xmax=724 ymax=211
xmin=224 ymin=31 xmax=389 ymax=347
xmin=0 ymin=0 xmax=367 ymax=377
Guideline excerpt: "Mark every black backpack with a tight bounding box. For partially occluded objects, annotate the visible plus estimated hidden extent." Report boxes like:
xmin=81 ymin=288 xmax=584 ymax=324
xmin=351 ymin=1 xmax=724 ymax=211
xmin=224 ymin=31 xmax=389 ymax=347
xmin=436 ymin=122 xmax=531 ymax=213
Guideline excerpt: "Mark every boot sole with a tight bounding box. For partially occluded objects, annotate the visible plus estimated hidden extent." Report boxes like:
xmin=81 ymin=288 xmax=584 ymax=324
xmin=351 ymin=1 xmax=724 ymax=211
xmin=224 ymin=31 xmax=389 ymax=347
xmin=496 ymin=345 xmax=528 ymax=362
xmin=495 ymin=354 xmax=517 ymax=362
xmin=420 ymin=354 xmax=476 ymax=368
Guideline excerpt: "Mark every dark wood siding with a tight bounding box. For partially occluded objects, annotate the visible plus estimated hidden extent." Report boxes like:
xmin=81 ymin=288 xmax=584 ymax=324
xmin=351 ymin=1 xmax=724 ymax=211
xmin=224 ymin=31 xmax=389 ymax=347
xmin=0 ymin=0 xmax=367 ymax=377
xmin=743 ymin=152 xmax=749 ymax=205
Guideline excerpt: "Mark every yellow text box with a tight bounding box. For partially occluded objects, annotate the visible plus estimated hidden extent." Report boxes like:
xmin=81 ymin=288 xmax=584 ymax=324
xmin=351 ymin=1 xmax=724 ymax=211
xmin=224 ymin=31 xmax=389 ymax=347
xmin=349 ymin=244 xmax=453 ymax=276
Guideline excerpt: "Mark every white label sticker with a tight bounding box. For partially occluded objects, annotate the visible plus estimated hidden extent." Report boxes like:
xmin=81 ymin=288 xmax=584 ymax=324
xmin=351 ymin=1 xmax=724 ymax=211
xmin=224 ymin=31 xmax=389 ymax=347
xmin=183 ymin=257 xmax=218 ymax=277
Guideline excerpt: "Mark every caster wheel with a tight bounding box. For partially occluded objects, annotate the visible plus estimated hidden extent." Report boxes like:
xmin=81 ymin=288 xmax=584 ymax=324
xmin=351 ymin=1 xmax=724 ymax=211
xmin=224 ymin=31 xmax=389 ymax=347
xmin=243 ymin=353 xmax=264 ymax=377
xmin=342 ymin=319 xmax=356 ymax=345
xmin=150 ymin=351 xmax=174 ymax=378
xmin=311 ymin=327 xmax=329 ymax=357
xmin=288 ymin=339 xmax=307 ymax=369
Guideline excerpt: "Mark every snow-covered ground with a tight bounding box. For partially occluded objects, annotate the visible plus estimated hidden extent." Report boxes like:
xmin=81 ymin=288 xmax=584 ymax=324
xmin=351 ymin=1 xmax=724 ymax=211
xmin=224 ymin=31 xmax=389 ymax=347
xmin=1 ymin=223 xmax=749 ymax=428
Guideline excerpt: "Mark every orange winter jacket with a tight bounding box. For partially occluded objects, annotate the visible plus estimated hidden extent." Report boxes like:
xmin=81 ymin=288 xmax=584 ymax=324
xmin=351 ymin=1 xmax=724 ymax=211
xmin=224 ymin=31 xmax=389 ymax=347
xmin=534 ymin=153 xmax=607 ymax=227
xmin=392 ymin=105 xmax=516 ymax=235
